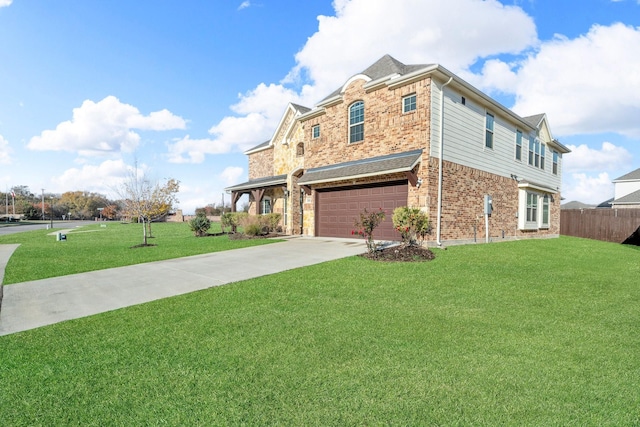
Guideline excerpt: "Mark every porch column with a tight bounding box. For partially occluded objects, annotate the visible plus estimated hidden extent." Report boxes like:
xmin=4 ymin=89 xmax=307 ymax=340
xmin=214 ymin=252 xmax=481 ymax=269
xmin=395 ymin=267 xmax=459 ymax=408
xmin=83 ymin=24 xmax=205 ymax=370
xmin=251 ymin=189 xmax=265 ymax=214
xmin=230 ymin=192 xmax=241 ymax=213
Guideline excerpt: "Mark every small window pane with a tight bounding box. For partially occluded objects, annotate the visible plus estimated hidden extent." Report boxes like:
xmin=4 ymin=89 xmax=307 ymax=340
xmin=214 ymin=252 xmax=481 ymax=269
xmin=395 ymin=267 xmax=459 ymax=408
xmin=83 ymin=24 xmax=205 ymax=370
xmin=403 ymin=94 xmax=416 ymax=113
xmin=349 ymin=101 xmax=364 ymax=143
xmin=515 ymin=130 xmax=522 ymax=161
xmin=312 ymin=125 xmax=320 ymax=139
xmin=528 ymin=137 xmax=535 ymax=166
xmin=485 ymin=113 xmax=494 ymax=149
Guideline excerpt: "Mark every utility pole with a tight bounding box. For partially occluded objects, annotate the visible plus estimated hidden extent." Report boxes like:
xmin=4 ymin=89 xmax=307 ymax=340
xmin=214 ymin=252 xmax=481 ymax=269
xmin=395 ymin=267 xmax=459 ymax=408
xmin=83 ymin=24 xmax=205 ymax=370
xmin=41 ymin=189 xmax=45 ymax=221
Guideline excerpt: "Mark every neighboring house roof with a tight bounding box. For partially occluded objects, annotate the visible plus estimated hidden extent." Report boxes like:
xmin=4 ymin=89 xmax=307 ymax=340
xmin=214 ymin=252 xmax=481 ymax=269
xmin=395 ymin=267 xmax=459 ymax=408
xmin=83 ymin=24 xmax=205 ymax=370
xmin=613 ymin=167 xmax=640 ymax=182
xmin=611 ymin=188 xmax=640 ymax=205
xmin=561 ymin=200 xmax=596 ymax=209
xmin=298 ymin=149 xmax=422 ymax=186
xmin=224 ymin=174 xmax=287 ymax=192
xmin=596 ymin=198 xmax=614 ymax=208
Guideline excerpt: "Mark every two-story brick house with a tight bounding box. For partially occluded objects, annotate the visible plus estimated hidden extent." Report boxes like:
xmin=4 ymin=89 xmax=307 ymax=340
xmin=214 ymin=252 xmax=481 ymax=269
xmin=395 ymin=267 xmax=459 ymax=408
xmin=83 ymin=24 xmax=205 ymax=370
xmin=226 ymin=55 xmax=570 ymax=245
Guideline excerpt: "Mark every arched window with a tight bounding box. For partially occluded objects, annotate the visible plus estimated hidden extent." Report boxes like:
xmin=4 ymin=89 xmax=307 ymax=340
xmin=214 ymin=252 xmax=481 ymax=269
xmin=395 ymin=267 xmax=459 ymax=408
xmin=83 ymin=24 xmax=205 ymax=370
xmin=296 ymin=142 xmax=304 ymax=157
xmin=349 ymin=101 xmax=364 ymax=143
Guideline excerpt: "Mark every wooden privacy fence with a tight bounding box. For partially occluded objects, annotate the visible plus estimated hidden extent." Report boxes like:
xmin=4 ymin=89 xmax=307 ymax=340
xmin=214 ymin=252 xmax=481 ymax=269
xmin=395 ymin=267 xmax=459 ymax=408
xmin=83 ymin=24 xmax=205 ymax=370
xmin=560 ymin=209 xmax=640 ymax=243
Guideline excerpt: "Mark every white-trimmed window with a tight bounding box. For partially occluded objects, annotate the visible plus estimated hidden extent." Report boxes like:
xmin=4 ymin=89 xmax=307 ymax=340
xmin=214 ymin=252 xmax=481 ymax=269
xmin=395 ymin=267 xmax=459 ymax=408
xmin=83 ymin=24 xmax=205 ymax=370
xmin=515 ymin=130 xmax=523 ymax=161
xmin=349 ymin=101 xmax=364 ymax=143
xmin=528 ymin=136 xmax=543 ymax=169
xmin=403 ymin=94 xmax=416 ymax=113
xmin=261 ymin=197 xmax=271 ymax=215
xmin=541 ymin=195 xmax=550 ymax=228
xmin=312 ymin=124 xmax=320 ymax=139
xmin=519 ymin=188 xmax=553 ymax=230
xmin=485 ymin=112 xmax=494 ymax=149
xmin=528 ymin=136 xmax=535 ymax=166
xmin=526 ymin=192 xmax=537 ymax=223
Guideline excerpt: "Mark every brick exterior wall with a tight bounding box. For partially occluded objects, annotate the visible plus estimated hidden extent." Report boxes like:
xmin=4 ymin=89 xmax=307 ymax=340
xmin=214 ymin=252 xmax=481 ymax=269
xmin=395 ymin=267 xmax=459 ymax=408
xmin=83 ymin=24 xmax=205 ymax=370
xmin=302 ymin=78 xmax=431 ymax=168
xmin=424 ymin=158 xmax=560 ymax=244
xmin=248 ymin=148 xmax=274 ymax=180
xmin=243 ymin=71 xmax=560 ymax=243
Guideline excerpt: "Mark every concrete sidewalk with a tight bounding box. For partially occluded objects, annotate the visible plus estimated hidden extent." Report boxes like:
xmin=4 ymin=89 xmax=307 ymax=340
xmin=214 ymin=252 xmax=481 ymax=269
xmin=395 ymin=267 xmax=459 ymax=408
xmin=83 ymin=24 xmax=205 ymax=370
xmin=0 ymin=237 xmax=365 ymax=336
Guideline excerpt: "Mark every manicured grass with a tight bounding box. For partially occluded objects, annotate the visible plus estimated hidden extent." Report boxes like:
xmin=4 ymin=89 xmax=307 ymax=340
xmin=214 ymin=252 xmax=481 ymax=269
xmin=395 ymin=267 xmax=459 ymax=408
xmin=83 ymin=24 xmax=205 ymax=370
xmin=0 ymin=222 xmax=277 ymax=284
xmin=1 ymin=237 xmax=639 ymax=425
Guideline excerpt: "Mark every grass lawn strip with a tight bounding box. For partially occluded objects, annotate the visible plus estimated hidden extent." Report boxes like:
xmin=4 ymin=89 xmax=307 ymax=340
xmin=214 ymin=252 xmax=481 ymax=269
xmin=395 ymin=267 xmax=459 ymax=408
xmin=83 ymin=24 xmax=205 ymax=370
xmin=0 ymin=237 xmax=638 ymax=425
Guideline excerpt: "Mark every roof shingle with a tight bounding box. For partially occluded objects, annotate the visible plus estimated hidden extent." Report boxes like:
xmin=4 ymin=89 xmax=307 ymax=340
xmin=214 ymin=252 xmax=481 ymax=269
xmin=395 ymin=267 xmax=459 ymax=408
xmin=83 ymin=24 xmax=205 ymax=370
xmin=298 ymin=149 xmax=422 ymax=185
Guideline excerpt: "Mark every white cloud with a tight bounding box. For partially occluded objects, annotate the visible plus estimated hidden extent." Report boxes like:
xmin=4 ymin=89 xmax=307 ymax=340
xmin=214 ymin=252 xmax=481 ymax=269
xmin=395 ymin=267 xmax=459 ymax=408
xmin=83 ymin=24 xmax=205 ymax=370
xmin=51 ymin=159 xmax=135 ymax=197
xmin=195 ymin=0 xmax=537 ymax=164
xmin=563 ymin=172 xmax=614 ymax=204
xmin=166 ymin=135 xmax=233 ymax=164
xmin=28 ymin=96 xmax=186 ymax=157
xmin=0 ymin=135 xmax=12 ymax=164
xmin=564 ymin=142 xmax=632 ymax=172
xmin=506 ymin=23 xmax=640 ymax=137
xmin=290 ymin=0 xmax=537 ymax=101
xmin=0 ymin=0 xmax=12 ymax=8
xmin=238 ymin=1 xmax=251 ymax=10
xmin=220 ymin=166 xmax=244 ymax=185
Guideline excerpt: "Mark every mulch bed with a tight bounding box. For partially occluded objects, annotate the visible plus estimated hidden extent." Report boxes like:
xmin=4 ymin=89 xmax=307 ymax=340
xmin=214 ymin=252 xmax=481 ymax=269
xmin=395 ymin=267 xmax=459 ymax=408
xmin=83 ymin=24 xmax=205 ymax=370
xmin=360 ymin=244 xmax=436 ymax=262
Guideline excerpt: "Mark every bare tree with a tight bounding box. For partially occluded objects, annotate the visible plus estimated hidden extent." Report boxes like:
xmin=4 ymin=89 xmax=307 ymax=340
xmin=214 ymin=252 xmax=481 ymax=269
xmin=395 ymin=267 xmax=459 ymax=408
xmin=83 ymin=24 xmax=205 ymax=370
xmin=117 ymin=164 xmax=179 ymax=246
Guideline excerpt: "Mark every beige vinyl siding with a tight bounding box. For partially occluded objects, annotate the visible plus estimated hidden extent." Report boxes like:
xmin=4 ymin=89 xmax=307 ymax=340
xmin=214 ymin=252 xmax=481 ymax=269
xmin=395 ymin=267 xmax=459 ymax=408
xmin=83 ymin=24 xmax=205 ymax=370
xmin=430 ymin=82 xmax=561 ymax=191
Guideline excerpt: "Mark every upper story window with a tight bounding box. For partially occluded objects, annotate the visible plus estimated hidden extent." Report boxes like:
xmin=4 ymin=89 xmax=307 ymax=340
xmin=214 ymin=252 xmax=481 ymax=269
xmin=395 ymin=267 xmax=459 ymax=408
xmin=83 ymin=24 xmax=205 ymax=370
xmin=402 ymin=94 xmax=416 ymax=113
xmin=515 ymin=130 xmax=523 ymax=161
xmin=485 ymin=113 xmax=494 ymax=149
xmin=552 ymin=151 xmax=559 ymax=175
xmin=528 ymin=136 xmax=544 ymax=169
xmin=312 ymin=124 xmax=320 ymax=139
xmin=349 ymin=101 xmax=364 ymax=144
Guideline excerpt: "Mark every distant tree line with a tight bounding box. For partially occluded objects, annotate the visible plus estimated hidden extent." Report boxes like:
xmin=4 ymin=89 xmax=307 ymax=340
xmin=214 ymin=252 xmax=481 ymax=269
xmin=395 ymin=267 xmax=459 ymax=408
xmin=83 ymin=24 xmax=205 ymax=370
xmin=1 ymin=181 xmax=179 ymax=224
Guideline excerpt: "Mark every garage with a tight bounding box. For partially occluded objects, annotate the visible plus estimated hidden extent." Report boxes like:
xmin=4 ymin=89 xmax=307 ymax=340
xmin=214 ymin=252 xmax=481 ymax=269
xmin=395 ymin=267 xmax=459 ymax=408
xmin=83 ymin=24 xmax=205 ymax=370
xmin=315 ymin=180 xmax=408 ymax=240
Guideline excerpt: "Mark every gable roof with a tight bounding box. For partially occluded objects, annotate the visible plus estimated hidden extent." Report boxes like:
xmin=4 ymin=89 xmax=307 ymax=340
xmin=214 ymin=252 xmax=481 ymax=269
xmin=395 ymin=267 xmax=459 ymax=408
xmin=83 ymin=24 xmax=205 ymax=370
xmin=613 ymin=167 xmax=640 ymax=182
xmin=319 ymin=55 xmax=433 ymax=104
xmin=244 ymin=140 xmax=271 ymax=155
xmin=290 ymin=103 xmax=311 ymax=114
xmin=360 ymin=54 xmax=429 ymax=81
xmin=298 ymin=149 xmax=422 ymax=186
xmin=224 ymin=174 xmax=287 ymax=193
xmin=522 ymin=114 xmax=545 ymax=128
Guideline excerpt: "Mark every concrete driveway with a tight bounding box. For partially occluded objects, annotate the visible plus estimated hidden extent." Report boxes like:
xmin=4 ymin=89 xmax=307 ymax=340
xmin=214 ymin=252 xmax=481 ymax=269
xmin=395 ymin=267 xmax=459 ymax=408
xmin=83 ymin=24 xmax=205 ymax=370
xmin=0 ymin=237 xmax=365 ymax=336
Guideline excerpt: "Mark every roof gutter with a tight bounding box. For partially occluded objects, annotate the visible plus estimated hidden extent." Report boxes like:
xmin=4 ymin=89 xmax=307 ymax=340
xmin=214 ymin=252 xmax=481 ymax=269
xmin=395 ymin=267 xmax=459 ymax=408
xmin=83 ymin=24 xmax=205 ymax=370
xmin=436 ymin=76 xmax=454 ymax=247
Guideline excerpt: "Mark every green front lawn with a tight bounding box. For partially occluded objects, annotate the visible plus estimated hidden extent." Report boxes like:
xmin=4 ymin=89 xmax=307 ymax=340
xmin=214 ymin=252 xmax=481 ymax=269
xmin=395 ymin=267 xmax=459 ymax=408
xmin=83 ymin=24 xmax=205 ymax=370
xmin=1 ymin=237 xmax=639 ymax=425
xmin=0 ymin=222 xmax=277 ymax=284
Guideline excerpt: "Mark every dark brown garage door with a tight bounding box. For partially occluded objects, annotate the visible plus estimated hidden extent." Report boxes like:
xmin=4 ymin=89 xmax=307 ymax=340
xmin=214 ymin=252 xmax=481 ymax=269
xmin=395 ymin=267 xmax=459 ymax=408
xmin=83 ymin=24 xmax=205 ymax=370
xmin=316 ymin=181 xmax=408 ymax=240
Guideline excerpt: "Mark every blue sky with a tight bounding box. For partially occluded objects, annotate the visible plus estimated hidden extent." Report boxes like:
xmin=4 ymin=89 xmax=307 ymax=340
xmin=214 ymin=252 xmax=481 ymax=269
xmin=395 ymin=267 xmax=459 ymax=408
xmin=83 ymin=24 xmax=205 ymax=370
xmin=1 ymin=0 xmax=639 ymax=212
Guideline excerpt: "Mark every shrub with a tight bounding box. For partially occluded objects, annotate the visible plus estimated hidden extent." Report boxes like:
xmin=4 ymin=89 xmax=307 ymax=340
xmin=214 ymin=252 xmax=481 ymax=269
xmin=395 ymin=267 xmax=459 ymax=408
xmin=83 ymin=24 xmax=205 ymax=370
xmin=392 ymin=207 xmax=430 ymax=246
xmin=352 ymin=208 xmax=386 ymax=254
xmin=264 ymin=213 xmax=282 ymax=232
xmin=221 ymin=212 xmax=247 ymax=233
xmin=188 ymin=213 xmax=211 ymax=237
xmin=239 ymin=215 xmax=267 ymax=236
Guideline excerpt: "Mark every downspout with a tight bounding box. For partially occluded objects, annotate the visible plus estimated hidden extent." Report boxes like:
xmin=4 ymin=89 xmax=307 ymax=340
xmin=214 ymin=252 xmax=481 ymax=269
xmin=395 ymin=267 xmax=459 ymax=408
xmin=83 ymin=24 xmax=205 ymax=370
xmin=436 ymin=76 xmax=454 ymax=247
